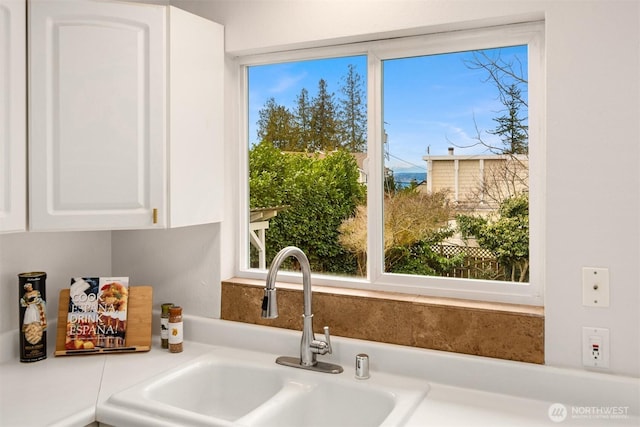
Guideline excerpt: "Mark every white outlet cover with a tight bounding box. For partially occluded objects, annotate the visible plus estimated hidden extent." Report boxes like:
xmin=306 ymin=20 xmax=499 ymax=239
xmin=582 ymin=267 xmax=610 ymax=307
xmin=582 ymin=326 xmax=610 ymax=368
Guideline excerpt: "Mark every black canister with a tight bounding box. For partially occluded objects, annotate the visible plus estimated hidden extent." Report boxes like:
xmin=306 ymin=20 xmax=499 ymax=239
xmin=18 ymin=272 xmax=47 ymax=362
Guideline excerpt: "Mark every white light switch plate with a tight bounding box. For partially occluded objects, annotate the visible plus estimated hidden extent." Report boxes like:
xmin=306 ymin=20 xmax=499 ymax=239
xmin=582 ymin=267 xmax=609 ymax=307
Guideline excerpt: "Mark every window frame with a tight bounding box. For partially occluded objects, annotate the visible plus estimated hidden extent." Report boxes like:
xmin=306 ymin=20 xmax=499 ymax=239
xmin=236 ymin=21 xmax=545 ymax=306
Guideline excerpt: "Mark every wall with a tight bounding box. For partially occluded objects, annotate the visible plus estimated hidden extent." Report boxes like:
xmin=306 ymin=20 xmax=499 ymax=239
xmin=169 ymin=0 xmax=640 ymax=377
xmin=542 ymin=2 xmax=639 ymax=378
xmin=111 ymin=223 xmax=222 ymax=318
xmin=0 ymin=232 xmax=111 ymax=334
xmin=0 ymin=225 xmax=220 ymax=332
xmin=430 ymin=160 xmax=455 ymax=194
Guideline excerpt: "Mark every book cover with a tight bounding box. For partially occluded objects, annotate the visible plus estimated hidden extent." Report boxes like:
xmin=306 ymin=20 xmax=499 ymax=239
xmin=65 ymin=277 xmax=129 ymax=350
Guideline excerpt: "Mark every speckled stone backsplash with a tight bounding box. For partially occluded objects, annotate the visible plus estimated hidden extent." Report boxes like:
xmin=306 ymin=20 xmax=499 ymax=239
xmin=221 ymin=278 xmax=544 ymax=364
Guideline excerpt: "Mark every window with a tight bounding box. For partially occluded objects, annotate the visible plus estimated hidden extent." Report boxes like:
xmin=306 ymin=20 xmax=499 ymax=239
xmin=382 ymin=47 xmax=530 ymax=282
xmin=247 ymin=56 xmax=368 ymax=276
xmin=239 ymin=22 xmax=544 ymax=305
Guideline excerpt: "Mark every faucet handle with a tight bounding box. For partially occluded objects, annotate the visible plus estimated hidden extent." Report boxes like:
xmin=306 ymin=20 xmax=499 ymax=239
xmin=323 ymin=326 xmax=333 ymax=354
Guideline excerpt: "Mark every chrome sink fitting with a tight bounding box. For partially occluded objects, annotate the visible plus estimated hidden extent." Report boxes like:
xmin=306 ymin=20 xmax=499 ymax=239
xmin=262 ymin=246 xmax=343 ymax=374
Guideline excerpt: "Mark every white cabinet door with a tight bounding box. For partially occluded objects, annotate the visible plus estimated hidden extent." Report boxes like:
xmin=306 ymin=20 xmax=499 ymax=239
xmin=168 ymin=7 xmax=224 ymax=227
xmin=0 ymin=0 xmax=26 ymax=233
xmin=29 ymin=0 xmax=166 ymax=230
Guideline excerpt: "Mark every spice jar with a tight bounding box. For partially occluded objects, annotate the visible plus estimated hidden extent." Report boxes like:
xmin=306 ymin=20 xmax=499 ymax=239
xmin=168 ymin=306 xmax=183 ymax=353
xmin=160 ymin=303 xmax=173 ymax=349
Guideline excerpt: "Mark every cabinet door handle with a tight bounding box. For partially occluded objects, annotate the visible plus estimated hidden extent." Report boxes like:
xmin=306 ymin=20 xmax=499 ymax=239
xmin=153 ymin=208 xmax=158 ymax=224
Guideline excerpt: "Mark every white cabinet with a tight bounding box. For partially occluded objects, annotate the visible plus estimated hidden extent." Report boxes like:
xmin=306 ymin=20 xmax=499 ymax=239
xmin=29 ymin=0 xmax=224 ymax=231
xmin=0 ymin=0 xmax=26 ymax=233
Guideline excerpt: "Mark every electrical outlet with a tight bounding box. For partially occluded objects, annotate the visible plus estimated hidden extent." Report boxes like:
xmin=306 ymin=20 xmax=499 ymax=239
xmin=582 ymin=267 xmax=609 ymax=307
xmin=582 ymin=327 xmax=609 ymax=368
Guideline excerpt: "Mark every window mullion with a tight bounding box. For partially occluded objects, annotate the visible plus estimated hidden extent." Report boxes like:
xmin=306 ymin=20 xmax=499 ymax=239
xmin=238 ymin=64 xmax=251 ymax=274
xmin=367 ymin=51 xmax=384 ymax=284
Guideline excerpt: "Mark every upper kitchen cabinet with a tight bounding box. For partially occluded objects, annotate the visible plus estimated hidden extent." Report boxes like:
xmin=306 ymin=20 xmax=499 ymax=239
xmin=28 ymin=0 xmax=224 ymax=231
xmin=0 ymin=0 xmax=26 ymax=233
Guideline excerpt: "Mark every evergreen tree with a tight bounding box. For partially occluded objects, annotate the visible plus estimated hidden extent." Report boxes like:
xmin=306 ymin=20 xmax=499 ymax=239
xmin=293 ymin=88 xmax=312 ymax=151
xmin=256 ymin=98 xmax=297 ymax=150
xmin=309 ymin=79 xmax=340 ymax=151
xmin=490 ymin=83 xmax=528 ymax=154
xmin=339 ymin=64 xmax=367 ymax=152
xmin=463 ymin=50 xmax=529 ymax=156
xmin=255 ymin=65 xmax=366 ymax=154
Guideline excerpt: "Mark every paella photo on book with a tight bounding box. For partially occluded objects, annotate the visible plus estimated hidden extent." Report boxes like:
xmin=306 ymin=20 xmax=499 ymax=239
xmin=65 ymin=277 xmax=129 ymax=350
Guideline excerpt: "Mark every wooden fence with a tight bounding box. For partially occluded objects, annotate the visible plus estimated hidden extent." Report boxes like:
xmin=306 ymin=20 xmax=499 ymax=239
xmin=432 ymin=244 xmax=524 ymax=281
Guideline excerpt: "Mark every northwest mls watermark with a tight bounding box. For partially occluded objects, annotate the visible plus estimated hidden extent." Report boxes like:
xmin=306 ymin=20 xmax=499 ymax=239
xmin=548 ymin=403 xmax=630 ymax=423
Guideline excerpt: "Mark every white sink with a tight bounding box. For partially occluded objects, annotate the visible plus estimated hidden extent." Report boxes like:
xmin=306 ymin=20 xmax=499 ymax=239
xmin=250 ymin=381 xmax=397 ymax=427
xmin=143 ymin=358 xmax=284 ymax=422
xmin=105 ymin=347 xmax=429 ymax=427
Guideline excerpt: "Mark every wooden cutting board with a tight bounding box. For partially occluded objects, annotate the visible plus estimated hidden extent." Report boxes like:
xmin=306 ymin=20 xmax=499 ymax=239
xmin=55 ymin=285 xmax=153 ymax=356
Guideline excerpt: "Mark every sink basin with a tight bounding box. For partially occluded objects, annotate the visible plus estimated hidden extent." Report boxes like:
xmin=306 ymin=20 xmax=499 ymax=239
xmin=107 ymin=351 xmax=286 ymax=426
xmin=251 ymin=381 xmax=396 ymax=427
xmin=104 ymin=347 xmax=429 ymax=427
xmin=144 ymin=358 xmax=284 ymax=421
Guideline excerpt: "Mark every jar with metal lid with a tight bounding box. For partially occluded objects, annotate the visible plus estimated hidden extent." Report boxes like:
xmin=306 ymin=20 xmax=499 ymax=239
xmin=168 ymin=306 xmax=183 ymax=353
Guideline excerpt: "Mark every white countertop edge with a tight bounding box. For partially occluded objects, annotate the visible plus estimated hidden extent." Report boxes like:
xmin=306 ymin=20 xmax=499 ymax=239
xmin=48 ymin=406 xmax=96 ymax=427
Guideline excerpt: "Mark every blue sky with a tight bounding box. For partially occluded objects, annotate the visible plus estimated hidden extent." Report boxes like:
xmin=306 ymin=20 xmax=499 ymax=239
xmin=248 ymin=45 xmax=528 ymax=173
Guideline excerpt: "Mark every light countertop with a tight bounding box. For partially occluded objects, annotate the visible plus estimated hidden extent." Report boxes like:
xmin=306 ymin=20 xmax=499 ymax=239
xmin=1 ymin=317 xmax=638 ymax=427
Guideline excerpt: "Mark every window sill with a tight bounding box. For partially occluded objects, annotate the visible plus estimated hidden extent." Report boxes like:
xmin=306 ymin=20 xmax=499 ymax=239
xmin=221 ymin=277 xmax=544 ymax=364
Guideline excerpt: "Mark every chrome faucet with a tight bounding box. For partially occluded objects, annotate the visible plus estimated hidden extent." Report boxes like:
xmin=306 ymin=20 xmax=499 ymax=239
xmin=262 ymin=246 xmax=343 ymax=374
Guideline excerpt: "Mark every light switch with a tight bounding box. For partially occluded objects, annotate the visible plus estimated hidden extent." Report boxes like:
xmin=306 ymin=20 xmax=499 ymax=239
xmin=582 ymin=267 xmax=609 ymax=307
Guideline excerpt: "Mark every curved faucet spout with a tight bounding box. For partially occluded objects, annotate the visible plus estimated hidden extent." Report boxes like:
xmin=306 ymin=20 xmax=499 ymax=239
xmin=265 ymin=246 xmax=312 ymax=317
xmin=262 ymin=246 xmax=342 ymax=373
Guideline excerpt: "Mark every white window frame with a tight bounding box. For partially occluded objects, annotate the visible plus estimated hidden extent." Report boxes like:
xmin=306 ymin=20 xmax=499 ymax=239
xmin=236 ymin=22 xmax=545 ymax=306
